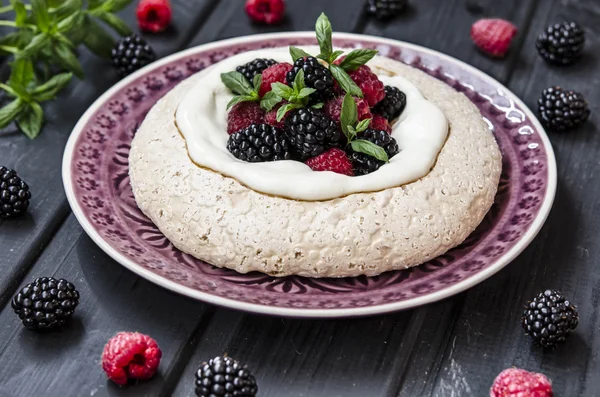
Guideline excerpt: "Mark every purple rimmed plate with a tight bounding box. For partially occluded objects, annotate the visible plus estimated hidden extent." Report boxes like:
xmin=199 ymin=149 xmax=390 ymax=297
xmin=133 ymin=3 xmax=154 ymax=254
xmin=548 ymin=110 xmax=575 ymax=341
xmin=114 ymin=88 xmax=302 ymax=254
xmin=62 ymin=33 xmax=556 ymax=318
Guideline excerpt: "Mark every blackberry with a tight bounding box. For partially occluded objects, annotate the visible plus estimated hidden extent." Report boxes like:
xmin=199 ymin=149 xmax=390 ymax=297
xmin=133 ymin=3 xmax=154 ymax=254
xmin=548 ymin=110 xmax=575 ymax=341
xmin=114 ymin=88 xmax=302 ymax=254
xmin=351 ymin=129 xmax=399 ymax=175
xmin=236 ymin=58 xmax=277 ymax=83
xmin=227 ymin=123 xmax=293 ymax=162
xmin=111 ymin=34 xmax=157 ymax=77
xmin=536 ymin=22 xmax=585 ymax=65
xmin=286 ymin=57 xmax=334 ymax=102
xmin=365 ymin=0 xmax=408 ymax=20
xmin=12 ymin=277 xmax=79 ymax=330
xmin=538 ymin=86 xmax=590 ymax=132
xmin=373 ymin=85 xmax=407 ymax=121
xmin=522 ymin=289 xmax=578 ymax=348
xmin=0 ymin=166 xmax=31 ymax=219
xmin=195 ymin=356 xmax=258 ymax=397
xmin=284 ymin=108 xmax=343 ymax=158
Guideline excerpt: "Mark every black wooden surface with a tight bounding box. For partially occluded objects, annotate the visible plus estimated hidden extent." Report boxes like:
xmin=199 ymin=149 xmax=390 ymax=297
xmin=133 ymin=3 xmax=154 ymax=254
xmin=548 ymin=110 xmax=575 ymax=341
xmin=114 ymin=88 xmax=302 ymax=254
xmin=0 ymin=0 xmax=599 ymax=396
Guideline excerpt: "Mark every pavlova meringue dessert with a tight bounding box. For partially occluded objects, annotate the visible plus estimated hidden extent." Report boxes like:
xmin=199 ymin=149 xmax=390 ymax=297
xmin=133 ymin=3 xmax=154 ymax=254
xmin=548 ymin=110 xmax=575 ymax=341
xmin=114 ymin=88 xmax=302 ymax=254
xmin=129 ymin=14 xmax=502 ymax=278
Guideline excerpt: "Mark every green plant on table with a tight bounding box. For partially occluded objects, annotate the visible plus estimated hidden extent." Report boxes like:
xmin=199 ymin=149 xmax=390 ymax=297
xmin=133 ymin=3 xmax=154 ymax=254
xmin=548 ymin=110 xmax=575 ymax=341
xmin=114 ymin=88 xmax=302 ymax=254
xmin=0 ymin=0 xmax=133 ymax=139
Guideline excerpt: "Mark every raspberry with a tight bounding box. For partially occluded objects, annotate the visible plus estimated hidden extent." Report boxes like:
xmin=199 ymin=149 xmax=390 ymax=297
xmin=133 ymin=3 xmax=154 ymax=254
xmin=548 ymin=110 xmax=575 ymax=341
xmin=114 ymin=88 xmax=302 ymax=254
xmin=490 ymin=368 xmax=553 ymax=397
xmin=334 ymin=60 xmax=385 ymax=107
xmin=370 ymin=114 xmax=392 ymax=134
xmin=305 ymin=148 xmax=354 ymax=176
xmin=227 ymin=101 xmax=265 ymax=135
xmin=471 ymin=19 xmax=518 ymax=58
xmin=264 ymin=102 xmax=287 ymax=129
xmin=102 ymin=332 xmax=162 ymax=386
xmin=324 ymin=96 xmax=372 ymax=125
xmin=245 ymin=0 xmax=285 ymax=25
xmin=136 ymin=0 xmax=172 ymax=33
xmin=259 ymin=62 xmax=292 ymax=97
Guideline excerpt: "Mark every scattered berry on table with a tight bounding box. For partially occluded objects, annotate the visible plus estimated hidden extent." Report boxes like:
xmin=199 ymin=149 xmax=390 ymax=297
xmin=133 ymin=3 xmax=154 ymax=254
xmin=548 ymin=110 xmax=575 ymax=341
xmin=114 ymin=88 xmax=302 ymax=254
xmin=259 ymin=62 xmax=292 ymax=97
xmin=102 ymin=332 xmax=162 ymax=385
xmin=373 ymin=85 xmax=406 ymax=121
xmin=286 ymin=57 xmax=335 ymax=103
xmin=333 ymin=60 xmax=385 ymax=106
xmin=370 ymin=114 xmax=392 ymax=134
xmin=111 ymin=34 xmax=157 ymax=77
xmin=236 ymin=58 xmax=277 ymax=85
xmin=490 ymin=368 xmax=553 ymax=397
xmin=195 ymin=356 xmax=258 ymax=397
xmin=11 ymin=277 xmax=79 ymax=330
xmin=245 ymin=0 xmax=285 ymax=25
xmin=284 ymin=108 xmax=343 ymax=158
xmin=365 ymin=0 xmax=407 ymax=20
xmin=264 ymin=102 xmax=287 ymax=129
xmin=227 ymin=123 xmax=293 ymax=162
xmin=538 ymin=86 xmax=590 ymax=132
xmin=136 ymin=0 xmax=172 ymax=33
xmin=0 ymin=166 xmax=31 ymax=219
xmin=522 ymin=289 xmax=578 ymax=348
xmin=350 ymin=129 xmax=399 ymax=175
xmin=227 ymin=101 xmax=265 ymax=135
xmin=305 ymin=148 xmax=354 ymax=176
xmin=470 ymin=18 xmax=517 ymax=58
xmin=325 ymin=96 xmax=372 ymax=125
xmin=536 ymin=21 xmax=585 ymax=65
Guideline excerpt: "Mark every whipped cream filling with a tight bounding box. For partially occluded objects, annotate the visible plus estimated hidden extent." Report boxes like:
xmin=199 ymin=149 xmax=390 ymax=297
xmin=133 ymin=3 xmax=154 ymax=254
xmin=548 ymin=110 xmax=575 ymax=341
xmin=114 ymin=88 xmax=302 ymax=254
xmin=175 ymin=47 xmax=448 ymax=201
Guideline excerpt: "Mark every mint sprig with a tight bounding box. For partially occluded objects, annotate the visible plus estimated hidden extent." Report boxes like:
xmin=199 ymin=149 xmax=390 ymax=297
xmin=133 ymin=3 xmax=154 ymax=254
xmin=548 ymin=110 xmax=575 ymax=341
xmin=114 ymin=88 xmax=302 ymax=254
xmin=264 ymin=70 xmax=323 ymax=122
xmin=289 ymin=46 xmax=312 ymax=61
xmin=221 ymin=72 xmax=265 ymax=110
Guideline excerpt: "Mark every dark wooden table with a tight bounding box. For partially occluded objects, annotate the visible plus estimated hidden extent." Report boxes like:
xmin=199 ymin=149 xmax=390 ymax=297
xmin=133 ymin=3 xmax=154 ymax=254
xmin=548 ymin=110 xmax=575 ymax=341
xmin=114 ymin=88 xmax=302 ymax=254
xmin=1 ymin=0 xmax=599 ymax=396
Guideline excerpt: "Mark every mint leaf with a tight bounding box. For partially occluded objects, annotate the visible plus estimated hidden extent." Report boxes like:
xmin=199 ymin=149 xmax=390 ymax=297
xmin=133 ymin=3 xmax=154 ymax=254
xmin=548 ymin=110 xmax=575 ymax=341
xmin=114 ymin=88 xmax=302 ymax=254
xmin=54 ymin=40 xmax=84 ymax=78
xmin=54 ymin=0 xmax=83 ymax=18
xmin=271 ymin=82 xmax=294 ymax=99
xmin=347 ymin=125 xmax=357 ymax=140
xmin=330 ymin=50 xmax=345 ymax=63
xmin=260 ymin=91 xmax=282 ymax=112
xmin=221 ymin=71 xmax=254 ymax=96
xmin=16 ymin=102 xmax=44 ymax=139
xmin=0 ymin=99 xmax=24 ymax=129
xmin=315 ymin=13 xmax=333 ymax=62
xmin=9 ymin=58 xmax=35 ymax=88
xmin=95 ymin=10 xmax=132 ymax=36
xmin=290 ymin=46 xmax=311 ymax=61
xmin=298 ymin=87 xmax=316 ymax=98
xmin=312 ymin=102 xmax=324 ymax=109
xmin=31 ymin=0 xmax=51 ymax=33
xmin=19 ymin=33 xmax=51 ymax=58
xmin=330 ymin=64 xmax=363 ymax=97
xmin=82 ymin=16 xmax=116 ymax=58
xmin=351 ymin=139 xmax=389 ymax=162
xmin=58 ymin=11 xmax=84 ymax=34
xmin=10 ymin=0 xmax=28 ymax=27
xmin=276 ymin=103 xmax=301 ymax=122
xmin=226 ymin=95 xmax=253 ymax=111
xmin=109 ymin=0 xmax=132 ymax=12
xmin=339 ymin=49 xmax=378 ymax=72
xmin=253 ymin=74 xmax=262 ymax=91
xmin=355 ymin=118 xmax=371 ymax=133
xmin=293 ymin=69 xmax=305 ymax=90
xmin=340 ymin=94 xmax=357 ymax=138
xmin=32 ymin=72 xmax=72 ymax=101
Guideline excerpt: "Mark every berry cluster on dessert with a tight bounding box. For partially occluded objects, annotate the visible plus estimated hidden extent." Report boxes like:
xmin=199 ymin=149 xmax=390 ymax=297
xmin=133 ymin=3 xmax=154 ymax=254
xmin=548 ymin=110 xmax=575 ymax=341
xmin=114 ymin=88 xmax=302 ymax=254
xmin=219 ymin=14 xmax=406 ymax=176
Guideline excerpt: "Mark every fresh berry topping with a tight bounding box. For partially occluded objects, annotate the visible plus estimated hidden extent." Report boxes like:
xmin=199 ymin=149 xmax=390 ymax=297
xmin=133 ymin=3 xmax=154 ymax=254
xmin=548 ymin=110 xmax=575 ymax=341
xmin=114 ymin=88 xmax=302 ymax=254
xmin=370 ymin=114 xmax=392 ymax=134
xmin=11 ymin=277 xmax=79 ymax=330
xmin=284 ymin=107 xmax=343 ymax=158
xmin=111 ymin=34 xmax=157 ymax=77
xmin=228 ymin=123 xmax=293 ymax=162
xmin=136 ymin=0 xmax=172 ymax=33
xmin=245 ymin=0 xmax=285 ymax=25
xmin=324 ymin=96 xmax=372 ymax=125
xmin=522 ymin=289 xmax=578 ymax=348
xmin=373 ymin=85 xmax=406 ymax=121
xmin=102 ymin=332 xmax=162 ymax=385
xmin=536 ymin=22 xmax=585 ymax=65
xmin=538 ymin=86 xmax=590 ymax=132
xmin=236 ymin=58 xmax=277 ymax=85
xmin=490 ymin=368 xmax=553 ymax=397
xmin=259 ymin=62 xmax=292 ymax=97
xmin=264 ymin=102 xmax=287 ymax=129
xmin=0 ymin=166 xmax=31 ymax=219
xmin=195 ymin=356 xmax=258 ymax=397
xmin=350 ymin=129 xmax=399 ymax=175
xmin=305 ymin=148 xmax=354 ymax=176
xmin=470 ymin=19 xmax=517 ymax=58
xmin=227 ymin=101 xmax=265 ymax=135
xmin=286 ymin=57 xmax=334 ymax=103
xmin=365 ymin=0 xmax=407 ymax=20
xmin=333 ymin=61 xmax=385 ymax=107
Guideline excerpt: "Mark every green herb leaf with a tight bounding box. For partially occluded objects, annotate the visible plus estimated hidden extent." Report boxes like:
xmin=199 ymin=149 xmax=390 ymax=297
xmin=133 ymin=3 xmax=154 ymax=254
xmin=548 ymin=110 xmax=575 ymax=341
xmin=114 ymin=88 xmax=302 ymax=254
xmin=16 ymin=102 xmax=44 ymax=139
xmin=260 ymin=91 xmax=282 ymax=112
xmin=355 ymin=118 xmax=371 ymax=133
xmin=311 ymin=102 xmax=324 ymax=109
xmin=315 ymin=13 xmax=333 ymax=62
xmin=330 ymin=50 xmax=345 ymax=62
xmin=0 ymin=99 xmax=24 ymax=129
xmin=94 ymin=10 xmax=132 ymax=36
xmin=226 ymin=95 xmax=252 ymax=111
xmin=81 ymin=16 xmax=116 ymax=58
xmin=54 ymin=0 xmax=83 ymax=18
xmin=221 ymin=71 xmax=254 ymax=96
xmin=298 ymin=87 xmax=316 ymax=98
xmin=293 ymin=69 xmax=305 ymax=90
xmin=338 ymin=49 xmax=378 ymax=71
xmin=31 ymin=72 xmax=72 ymax=101
xmin=271 ymin=82 xmax=294 ymax=99
xmin=9 ymin=0 xmax=28 ymax=27
xmin=109 ymin=0 xmax=132 ymax=12
xmin=0 ymin=82 xmax=22 ymax=99
xmin=351 ymin=139 xmax=389 ymax=162
xmin=289 ymin=46 xmax=311 ymax=61
xmin=329 ymin=64 xmax=363 ymax=97
xmin=339 ymin=93 xmax=357 ymax=138
xmin=276 ymin=103 xmax=301 ymax=122
xmin=31 ymin=0 xmax=51 ymax=33
xmin=57 ymin=10 xmax=84 ymax=33
xmin=18 ymin=33 xmax=51 ymax=58
xmin=54 ymin=40 xmax=84 ymax=78
xmin=9 ymin=58 xmax=35 ymax=88
xmin=253 ymin=74 xmax=262 ymax=91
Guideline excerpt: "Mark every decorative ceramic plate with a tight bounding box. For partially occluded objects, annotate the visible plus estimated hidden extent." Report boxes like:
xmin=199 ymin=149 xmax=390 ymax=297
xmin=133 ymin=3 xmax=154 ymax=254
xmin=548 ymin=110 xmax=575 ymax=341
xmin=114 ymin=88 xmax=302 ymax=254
xmin=62 ymin=33 xmax=556 ymax=318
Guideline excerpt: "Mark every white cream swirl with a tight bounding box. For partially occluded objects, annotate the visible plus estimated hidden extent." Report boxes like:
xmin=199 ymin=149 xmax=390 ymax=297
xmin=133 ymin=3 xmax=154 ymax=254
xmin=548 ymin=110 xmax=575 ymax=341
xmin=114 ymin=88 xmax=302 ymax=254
xmin=175 ymin=47 xmax=448 ymax=201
